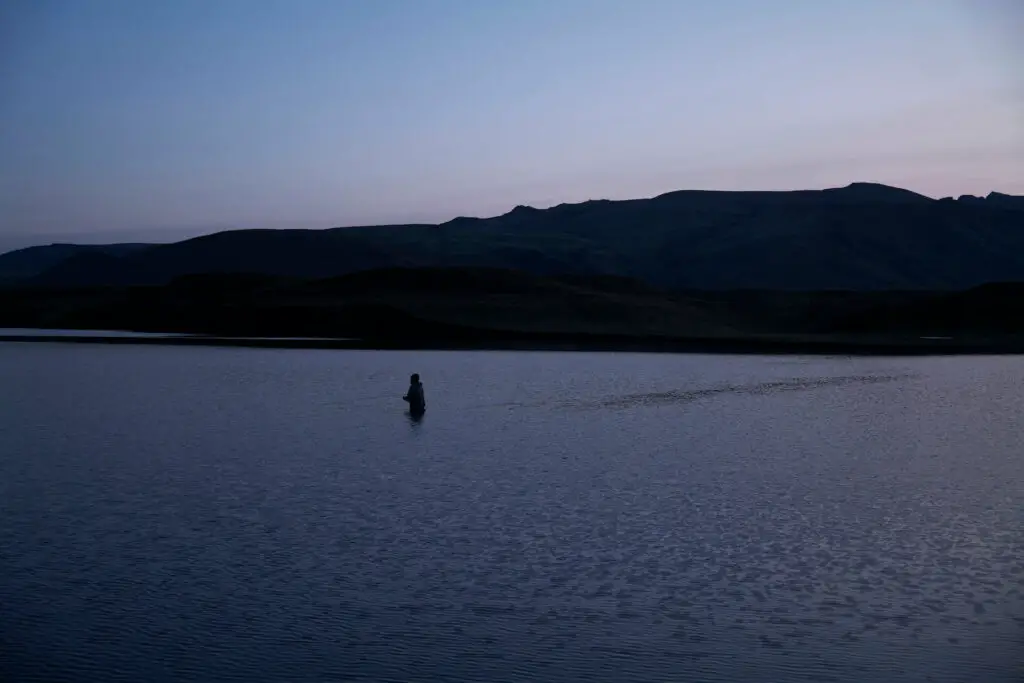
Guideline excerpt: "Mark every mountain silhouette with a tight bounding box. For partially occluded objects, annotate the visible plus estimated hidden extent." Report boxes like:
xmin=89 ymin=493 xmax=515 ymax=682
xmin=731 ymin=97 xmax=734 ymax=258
xmin=2 ymin=183 xmax=1022 ymax=291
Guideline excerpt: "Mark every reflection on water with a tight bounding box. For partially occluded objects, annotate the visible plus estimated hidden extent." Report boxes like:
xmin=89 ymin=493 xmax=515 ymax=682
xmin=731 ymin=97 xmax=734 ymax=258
xmin=0 ymin=327 xmax=187 ymax=337
xmin=0 ymin=346 xmax=1021 ymax=682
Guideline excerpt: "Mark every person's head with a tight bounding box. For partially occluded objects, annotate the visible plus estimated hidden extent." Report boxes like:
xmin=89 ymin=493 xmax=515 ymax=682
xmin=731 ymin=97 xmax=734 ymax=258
xmin=410 ymin=373 xmax=420 ymax=384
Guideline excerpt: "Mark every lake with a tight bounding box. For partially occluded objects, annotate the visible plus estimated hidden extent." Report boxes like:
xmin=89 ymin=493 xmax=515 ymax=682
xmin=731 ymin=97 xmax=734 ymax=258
xmin=1 ymin=342 xmax=1022 ymax=682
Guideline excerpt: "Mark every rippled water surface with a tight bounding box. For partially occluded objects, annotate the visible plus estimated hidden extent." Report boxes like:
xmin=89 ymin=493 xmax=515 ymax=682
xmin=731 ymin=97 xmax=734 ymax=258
xmin=1 ymin=344 xmax=1022 ymax=682
xmin=0 ymin=327 xmax=188 ymax=337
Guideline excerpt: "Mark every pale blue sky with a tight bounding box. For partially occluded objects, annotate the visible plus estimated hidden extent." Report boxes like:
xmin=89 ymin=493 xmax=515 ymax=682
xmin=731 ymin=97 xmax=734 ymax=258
xmin=0 ymin=0 xmax=1021 ymax=249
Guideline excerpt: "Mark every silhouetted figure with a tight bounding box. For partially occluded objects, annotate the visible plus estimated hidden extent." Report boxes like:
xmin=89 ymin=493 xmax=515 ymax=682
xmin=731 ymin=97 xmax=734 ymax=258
xmin=403 ymin=373 xmax=426 ymax=416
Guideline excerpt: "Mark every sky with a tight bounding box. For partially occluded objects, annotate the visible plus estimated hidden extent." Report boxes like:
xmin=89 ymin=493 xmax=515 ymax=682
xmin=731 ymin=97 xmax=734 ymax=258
xmin=1 ymin=0 xmax=1022 ymax=251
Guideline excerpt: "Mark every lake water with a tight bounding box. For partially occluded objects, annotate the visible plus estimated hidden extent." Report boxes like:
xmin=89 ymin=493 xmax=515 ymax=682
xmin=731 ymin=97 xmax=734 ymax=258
xmin=0 ymin=328 xmax=189 ymax=337
xmin=1 ymin=343 xmax=1022 ymax=682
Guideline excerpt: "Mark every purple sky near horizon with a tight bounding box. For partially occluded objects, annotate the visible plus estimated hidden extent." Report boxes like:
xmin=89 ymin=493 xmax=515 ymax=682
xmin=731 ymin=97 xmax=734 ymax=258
xmin=0 ymin=0 xmax=1021 ymax=251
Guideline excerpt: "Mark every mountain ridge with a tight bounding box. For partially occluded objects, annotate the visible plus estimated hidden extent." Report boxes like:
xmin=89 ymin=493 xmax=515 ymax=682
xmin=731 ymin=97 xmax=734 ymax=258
xmin=2 ymin=183 xmax=1022 ymax=291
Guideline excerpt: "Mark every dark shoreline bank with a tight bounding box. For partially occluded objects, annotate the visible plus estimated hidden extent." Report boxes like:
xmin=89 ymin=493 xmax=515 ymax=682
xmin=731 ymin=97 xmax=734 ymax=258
xmin=6 ymin=269 xmax=1024 ymax=355
xmin=3 ymin=332 xmax=1022 ymax=356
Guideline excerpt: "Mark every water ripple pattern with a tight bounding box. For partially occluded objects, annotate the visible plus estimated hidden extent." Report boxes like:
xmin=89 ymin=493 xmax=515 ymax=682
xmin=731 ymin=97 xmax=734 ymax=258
xmin=0 ymin=347 xmax=1021 ymax=682
xmin=589 ymin=373 xmax=916 ymax=410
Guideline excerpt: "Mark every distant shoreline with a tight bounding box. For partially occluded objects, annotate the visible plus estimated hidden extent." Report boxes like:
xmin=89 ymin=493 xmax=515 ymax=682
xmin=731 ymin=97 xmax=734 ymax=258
xmin=3 ymin=332 xmax=1022 ymax=356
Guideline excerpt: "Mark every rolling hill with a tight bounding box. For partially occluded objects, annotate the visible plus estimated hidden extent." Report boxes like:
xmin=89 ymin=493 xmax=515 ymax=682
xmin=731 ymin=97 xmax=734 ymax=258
xmin=0 ymin=243 xmax=152 ymax=281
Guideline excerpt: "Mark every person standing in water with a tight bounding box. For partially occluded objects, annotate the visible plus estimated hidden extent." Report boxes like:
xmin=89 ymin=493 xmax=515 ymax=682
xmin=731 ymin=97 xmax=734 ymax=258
xmin=403 ymin=373 xmax=426 ymax=415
